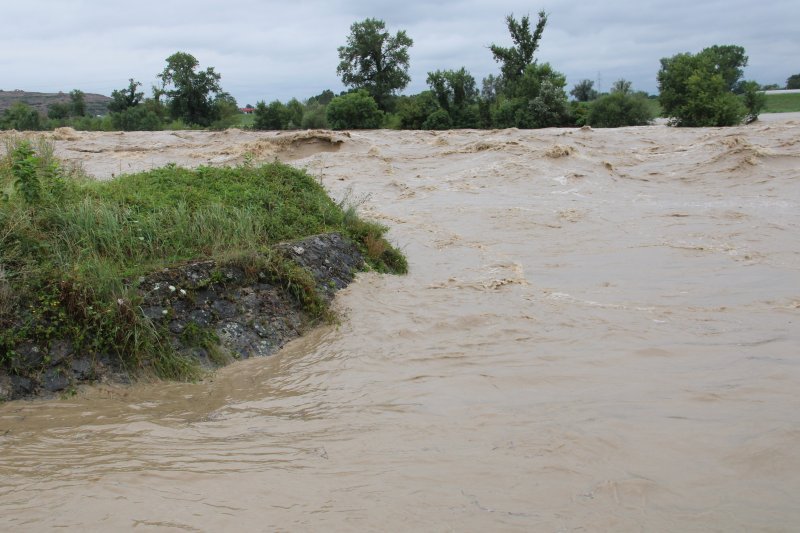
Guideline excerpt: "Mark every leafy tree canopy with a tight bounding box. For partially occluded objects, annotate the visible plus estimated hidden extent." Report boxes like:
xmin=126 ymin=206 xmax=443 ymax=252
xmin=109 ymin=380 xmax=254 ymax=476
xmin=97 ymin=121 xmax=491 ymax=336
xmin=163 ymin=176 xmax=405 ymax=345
xmin=326 ymin=90 xmax=383 ymax=129
xmin=253 ymin=100 xmax=290 ymax=130
xmin=70 ymin=89 xmax=86 ymax=117
xmin=658 ymin=45 xmax=752 ymax=126
xmin=492 ymin=63 xmax=570 ymax=129
xmin=396 ymin=91 xmax=440 ymax=130
xmin=337 ymin=18 xmax=413 ymax=111
xmin=588 ymin=79 xmax=654 ymax=127
xmin=307 ymin=89 xmax=335 ymax=106
xmin=700 ymin=45 xmax=748 ymax=92
xmin=787 ymin=74 xmax=800 ymax=90
xmin=610 ymin=79 xmax=632 ymax=95
xmin=157 ymin=52 xmax=224 ymax=126
xmin=47 ymin=102 xmax=70 ymax=120
xmin=426 ymin=68 xmax=478 ymax=113
xmin=570 ymin=79 xmax=598 ymax=102
xmin=0 ymin=102 xmax=42 ymax=131
xmin=481 ymin=74 xmax=503 ymax=103
xmin=490 ymin=11 xmax=548 ymax=86
xmin=109 ymin=79 xmax=144 ymax=113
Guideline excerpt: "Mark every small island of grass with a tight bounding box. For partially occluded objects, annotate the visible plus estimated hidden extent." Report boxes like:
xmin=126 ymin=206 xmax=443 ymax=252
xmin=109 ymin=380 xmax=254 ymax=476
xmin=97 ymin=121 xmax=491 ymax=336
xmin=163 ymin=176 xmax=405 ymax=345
xmin=0 ymin=136 xmax=406 ymax=399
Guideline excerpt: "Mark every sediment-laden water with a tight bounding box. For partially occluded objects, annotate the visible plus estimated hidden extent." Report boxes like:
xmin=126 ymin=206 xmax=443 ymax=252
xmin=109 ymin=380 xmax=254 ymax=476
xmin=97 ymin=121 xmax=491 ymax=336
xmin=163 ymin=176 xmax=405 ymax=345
xmin=1 ymin=117 xmax=799 ymax=531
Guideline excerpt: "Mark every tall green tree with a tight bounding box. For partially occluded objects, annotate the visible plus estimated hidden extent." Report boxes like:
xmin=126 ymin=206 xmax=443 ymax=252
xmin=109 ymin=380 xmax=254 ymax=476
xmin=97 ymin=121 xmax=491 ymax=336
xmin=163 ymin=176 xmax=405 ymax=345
xmin=570 ymin=79 xmax=597 ymax=102
xmin=337 ymin=18 xmax=413 ymax=110
xmin=107 ymin=78 xmax=163 ymax=131
xmin=426 ymin=68 xmax=478 ymax=127
xmin=157 ymin=52 xmax=224 ymax=126
xmin=701 ymin=45 xmax=748 ymax=92
xmin=70 ymin=89 xmax=86 ymax=117
xmin=486 ymin=11 xmax=570 ymax=129
xmin=109 ymin=79 xmax=144 ymax=113
xmin=427 ymin=68 xmax=478 ymax=112
xmin=307 ymin=89 xmax=335 ymax=106
xmin=787 ymin=74 xmax=800 ymax=90
xmin=286 ymin=98 xmax=304 ymax=129
xmin=610 ymin=79 xmax=632 ymax=94
xmin=481 ymin=74 xmax=503 ymax=103
xmin=490 ymin=11 xmax=548 ymax=89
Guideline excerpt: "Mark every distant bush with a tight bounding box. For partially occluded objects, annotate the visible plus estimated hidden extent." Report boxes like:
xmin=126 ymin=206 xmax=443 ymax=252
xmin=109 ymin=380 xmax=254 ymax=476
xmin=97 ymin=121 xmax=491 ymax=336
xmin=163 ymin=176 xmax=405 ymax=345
xmin=47 ymin=103 xmax=70 ymax=120
xmin=285 ymin=98 xmax=304 ymax=129
xmin=421 ymin=109 xmax=452 ymax=130
xmin=569 ymin=101 xmax=590 ymax=126
xmin=658 ymin=45 xmax=752 ymax=126
xmin=738 ymin=80 xmax=766 ymax=122
xmin=587 ymin=81 xmax=654 ymax=127
xmin=396 ymin=92 xmax=440 ymax=129
xmin=326 ymin=90 xmax=383 ymax=129
xmin=0 ymin=103 xmax=43 ymax=131
xmin=253 ymin=100 xmax=290 ymax=130
xmin=427 ymin=67 xmax=479 ymax=128
xmin=301 ymin=102 xmax=328 ymax=129
xmin=491 ymin=63 xmax=570 ymax=129
xmin=570 ymin=79 xmax=598 ymax=102
xmin=111 ymin=106 xmax=163 ymax=131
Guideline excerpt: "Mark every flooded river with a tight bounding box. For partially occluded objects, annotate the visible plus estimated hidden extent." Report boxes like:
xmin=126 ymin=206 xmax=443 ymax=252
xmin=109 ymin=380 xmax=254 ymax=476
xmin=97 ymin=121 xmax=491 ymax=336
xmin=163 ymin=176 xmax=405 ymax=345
xmin=1 ymin=117 xmax=799 ymax=531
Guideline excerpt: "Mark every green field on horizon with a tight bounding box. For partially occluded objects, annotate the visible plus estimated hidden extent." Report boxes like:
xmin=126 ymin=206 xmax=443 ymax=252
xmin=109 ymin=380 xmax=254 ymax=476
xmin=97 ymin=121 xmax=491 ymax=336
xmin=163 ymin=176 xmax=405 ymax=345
xmin=763 ymin=92 xmax=800 ymax=113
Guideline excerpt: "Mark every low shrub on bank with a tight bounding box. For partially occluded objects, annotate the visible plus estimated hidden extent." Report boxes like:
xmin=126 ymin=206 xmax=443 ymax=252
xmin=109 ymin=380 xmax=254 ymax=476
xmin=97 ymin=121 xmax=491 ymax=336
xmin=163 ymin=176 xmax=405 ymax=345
xmin=0 ymin=136 xmax=405 ymax=381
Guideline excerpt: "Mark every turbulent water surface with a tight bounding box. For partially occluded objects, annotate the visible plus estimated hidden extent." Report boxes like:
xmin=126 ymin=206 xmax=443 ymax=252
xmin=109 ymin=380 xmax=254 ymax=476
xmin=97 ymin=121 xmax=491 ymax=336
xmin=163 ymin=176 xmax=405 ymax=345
xmin=1 ymin=117 xmax=799 ymax=531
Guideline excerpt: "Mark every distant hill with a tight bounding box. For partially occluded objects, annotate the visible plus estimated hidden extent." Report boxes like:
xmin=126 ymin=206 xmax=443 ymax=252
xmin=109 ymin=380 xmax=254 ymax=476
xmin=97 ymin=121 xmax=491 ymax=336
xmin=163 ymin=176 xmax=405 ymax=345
xmin=0 ymin=90 xmax=112 ymax=116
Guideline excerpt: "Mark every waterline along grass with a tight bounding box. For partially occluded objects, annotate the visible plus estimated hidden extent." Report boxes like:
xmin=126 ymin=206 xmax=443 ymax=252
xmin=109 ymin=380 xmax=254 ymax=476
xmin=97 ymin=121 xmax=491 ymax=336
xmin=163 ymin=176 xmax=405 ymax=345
xmin=0 ymin=136 xmax=406 ymax=380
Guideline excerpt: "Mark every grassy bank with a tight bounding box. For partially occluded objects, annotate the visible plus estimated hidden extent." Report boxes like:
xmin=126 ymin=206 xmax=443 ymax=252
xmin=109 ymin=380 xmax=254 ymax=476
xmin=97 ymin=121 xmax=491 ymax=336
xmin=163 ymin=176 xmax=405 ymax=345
xmin=763 ymin=92 xmax=800 ymax=113
xmin=0 ymin=136 xmax=405 ymax=381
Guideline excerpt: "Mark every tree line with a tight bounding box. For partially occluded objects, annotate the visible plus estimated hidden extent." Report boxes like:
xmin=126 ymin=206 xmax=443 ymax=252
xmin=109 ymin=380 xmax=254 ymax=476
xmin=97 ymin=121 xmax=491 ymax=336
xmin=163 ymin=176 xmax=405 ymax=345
xmin=2 ymin=11 xmax=794 ymax=132
xmin=0 ymin=52 xmax=240 ymax=132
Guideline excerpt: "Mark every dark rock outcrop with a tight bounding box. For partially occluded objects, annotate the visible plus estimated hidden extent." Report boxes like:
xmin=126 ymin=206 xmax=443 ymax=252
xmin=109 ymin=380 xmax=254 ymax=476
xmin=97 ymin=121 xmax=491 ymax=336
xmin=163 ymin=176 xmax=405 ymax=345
xmin=0 ymin=233 xmax=364 ymax=401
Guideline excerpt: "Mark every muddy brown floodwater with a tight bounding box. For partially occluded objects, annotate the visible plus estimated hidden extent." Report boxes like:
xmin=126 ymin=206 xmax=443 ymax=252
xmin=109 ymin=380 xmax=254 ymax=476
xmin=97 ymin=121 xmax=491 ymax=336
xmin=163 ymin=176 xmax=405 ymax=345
xmin=1 ymin=116 xmax=799 ymax=531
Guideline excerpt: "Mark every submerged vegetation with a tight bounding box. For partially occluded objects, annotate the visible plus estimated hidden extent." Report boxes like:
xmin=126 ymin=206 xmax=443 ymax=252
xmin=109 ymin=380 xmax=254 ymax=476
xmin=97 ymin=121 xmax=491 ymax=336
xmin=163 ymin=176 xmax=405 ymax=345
xmin=0 ymin=136 xmax=406 ymax=384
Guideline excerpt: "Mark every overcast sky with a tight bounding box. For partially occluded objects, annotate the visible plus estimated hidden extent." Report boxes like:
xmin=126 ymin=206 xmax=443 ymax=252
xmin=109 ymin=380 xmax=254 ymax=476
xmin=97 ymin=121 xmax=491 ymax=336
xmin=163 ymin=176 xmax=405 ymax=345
xmin=2 ymin=0 xmax=798 ymax=105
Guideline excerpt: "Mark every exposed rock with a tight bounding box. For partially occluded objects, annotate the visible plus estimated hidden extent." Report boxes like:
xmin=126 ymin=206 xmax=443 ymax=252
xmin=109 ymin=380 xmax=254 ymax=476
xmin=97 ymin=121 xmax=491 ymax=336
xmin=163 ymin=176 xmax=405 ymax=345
xmin=42 ymin=369 xmax=70 ymax=393
xmin=0 ymin=232 xmax=364 ymax=401
xmin=15 ymin=342 xmax=44 ymax=369
xmin=211 ymin=299 xmax=237 ymax=319
xmin=0 ymin=376 xmax=11 ymax=401
xmin=71 ymin=359 xmax=94 ymax=380
xmin=49 ymin=340 xmax=73 ymax=366
xmin=188 ymin=309 xmax=212 ymax=326
xmin=276 ymin=233 xmax=364 ymax=300
xmin=10 ymin=376 xmax=34 ymax=398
